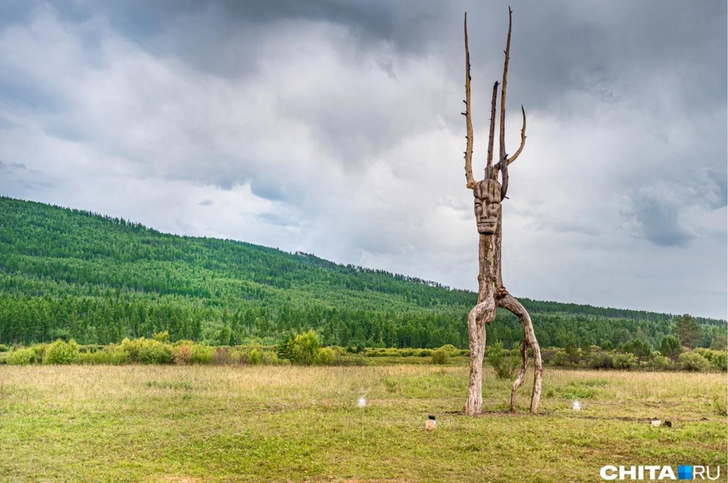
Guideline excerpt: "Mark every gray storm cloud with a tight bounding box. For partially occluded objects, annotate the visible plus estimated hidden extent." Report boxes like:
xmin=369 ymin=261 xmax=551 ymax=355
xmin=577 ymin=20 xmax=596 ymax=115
xmin=0 ymin=0 xmax=725 ymax=318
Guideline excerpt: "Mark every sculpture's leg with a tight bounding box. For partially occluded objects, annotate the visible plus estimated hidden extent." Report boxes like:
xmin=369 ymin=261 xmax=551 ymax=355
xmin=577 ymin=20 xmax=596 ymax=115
xmin=464 ymin=300 xmax=494 ymax=416
xmin=498 ymin=294 xmax=543 ymax=414
xmin=509 ymin=335 xmax=528 ymax=412
xmin=464 ymin=309 xmax=485 ymax=416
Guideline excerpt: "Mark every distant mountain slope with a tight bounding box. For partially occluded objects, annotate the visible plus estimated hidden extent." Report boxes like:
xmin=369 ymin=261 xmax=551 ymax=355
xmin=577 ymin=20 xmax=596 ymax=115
xmin=0 ymin=196 xmax=724 ymax=348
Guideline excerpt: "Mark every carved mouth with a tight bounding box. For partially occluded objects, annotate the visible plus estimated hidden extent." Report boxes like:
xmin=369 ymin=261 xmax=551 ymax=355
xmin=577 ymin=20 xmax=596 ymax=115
xmin=477 ymin=222 xmax=497 ymax=234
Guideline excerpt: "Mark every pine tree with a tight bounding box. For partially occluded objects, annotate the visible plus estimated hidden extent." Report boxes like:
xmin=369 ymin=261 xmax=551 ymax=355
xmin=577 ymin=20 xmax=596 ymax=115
xmin=674 ymin=314 xmax=702 ymax=349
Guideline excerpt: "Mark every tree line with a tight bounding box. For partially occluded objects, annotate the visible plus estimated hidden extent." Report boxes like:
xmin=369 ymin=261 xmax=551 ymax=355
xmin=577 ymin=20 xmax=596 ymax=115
xmin=0 ymin=196 xmax=725 ymax=351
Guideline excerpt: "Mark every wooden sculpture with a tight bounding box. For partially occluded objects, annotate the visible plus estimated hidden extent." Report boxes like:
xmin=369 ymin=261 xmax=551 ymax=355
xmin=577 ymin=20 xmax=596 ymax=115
xmin=461 ymin=8 xmax=543 ymax=416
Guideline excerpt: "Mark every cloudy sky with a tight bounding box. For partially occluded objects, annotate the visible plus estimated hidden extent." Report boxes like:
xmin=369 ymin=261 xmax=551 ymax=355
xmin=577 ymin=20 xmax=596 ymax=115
xmin=0 ymin=1 xmax=725 ymax=318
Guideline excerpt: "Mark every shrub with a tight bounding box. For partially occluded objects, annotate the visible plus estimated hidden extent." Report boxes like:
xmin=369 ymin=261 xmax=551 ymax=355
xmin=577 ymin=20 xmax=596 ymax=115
xmin=212 ymin=347 xmax=234 ymax=364
xmin=172 ymin=344 xmax=193 ymax=365
xmin=138 ymin=340 xmax=173 ymax=364
xmin=541 ymin=348 xmax=558 ymax=364
xmin=152 ymin=331 xmax=170 ymax=343
xmin=651 ymin=355 xmax=672 ymax=370
xmin=189 ymin=345 xmax=213 ymax=364
xmin=0 ymin=344 xmax=9 ymax=352
xmin=439 ymin=344 xmax=459 ymax=354
xmin=415 ymin=349 xmax=432 ymax=357
xmin=79 ymin=344 xmax=103 ymax=354
xmin=120 ymin=338 xmax=173 ymax=364
xmin=694 ymin=349 xmax=727 ymax=370
xmin=43 ymin=339 xmax=79 ymax=365
xmin=79 ymin=345 xmax=129 ymax=365
xmin=487 ymin=341 xmax=519 ymax=379
xmin=247 ymin=348 xmax=262 ymax=365
xmin=694 ymin=347 xmax=712 ymax=360
xmin=30 ymin=344 xmax=48 ymax=363
xmin=679 ymin=352 xmax=709 ymax=372
xmin=710 ymin=351 xmax=727 ymax=371
xmin=364 ymin=348 xmax=389 ymax=357
xmin=551 ymin=350 xmax=569 ymax=367
xmin=226 ymin=349 xmax=243 ymax=364
xmin=290 ymin=331 xmax=320 ymax=365
xmin=587 ymin=352 xmax=614 ymax=369
xmin=612 ymin=353 xmax=638 ymax=369
xmin=78 ymin=351 xmax=104 ymax=364
xmin=120 ymin=338 xmax=140 ymax=361
xmin=7 ymin=348 xmax=34 ymax=365
xmin=399 ymin=348 xmax=414 ymax=357
xmin=106 ymin=345 xmax=130 ymax=365
xmin=431 ymin=349 xmax=449 ymax=365
xmin=315 ymin=347 xmax=336 ymax=365
xmin=586 ymin=345 xmax=601 ymax=355
xmin=261 ymin=350 xmax=281 ymax=365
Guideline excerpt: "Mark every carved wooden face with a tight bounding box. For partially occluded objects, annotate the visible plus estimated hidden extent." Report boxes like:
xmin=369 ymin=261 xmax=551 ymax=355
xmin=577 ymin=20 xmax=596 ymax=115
xmin=473 ymin=179 xmax=501 ymax=234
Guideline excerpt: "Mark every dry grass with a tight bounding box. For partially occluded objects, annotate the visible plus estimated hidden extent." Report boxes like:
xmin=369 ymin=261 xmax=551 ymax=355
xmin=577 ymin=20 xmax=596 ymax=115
xmin=0 ymin=365 xmax=725 ymax=481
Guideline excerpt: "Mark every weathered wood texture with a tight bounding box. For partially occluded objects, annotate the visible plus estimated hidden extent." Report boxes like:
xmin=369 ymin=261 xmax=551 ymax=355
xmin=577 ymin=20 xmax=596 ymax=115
xmin=462 ymin=13 xmax=475 ymax=190
xmin=461 ymin=8 xmax=543 ymax=416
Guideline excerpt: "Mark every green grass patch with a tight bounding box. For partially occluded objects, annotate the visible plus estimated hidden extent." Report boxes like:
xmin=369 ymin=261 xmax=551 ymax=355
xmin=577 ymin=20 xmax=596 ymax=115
xmin=0 ymin=366 xmax=724 ymax=481
xmin=144 ymin=380 xmax=193 ymax=390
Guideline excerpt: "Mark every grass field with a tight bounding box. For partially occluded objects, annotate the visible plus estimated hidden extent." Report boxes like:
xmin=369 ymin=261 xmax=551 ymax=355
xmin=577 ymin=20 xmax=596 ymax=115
xmin=0 ymin=365 xmax=725 ymax=482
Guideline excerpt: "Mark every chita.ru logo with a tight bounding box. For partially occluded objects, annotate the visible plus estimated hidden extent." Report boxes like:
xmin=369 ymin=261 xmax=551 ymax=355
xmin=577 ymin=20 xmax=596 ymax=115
xmin=600 ymin=465 xmax=721 ymax=480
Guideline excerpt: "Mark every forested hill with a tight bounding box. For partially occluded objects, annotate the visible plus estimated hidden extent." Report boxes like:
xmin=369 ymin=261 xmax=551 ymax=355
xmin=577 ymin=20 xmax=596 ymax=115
xmin=0 ymin=196 xmax=724 ymax=349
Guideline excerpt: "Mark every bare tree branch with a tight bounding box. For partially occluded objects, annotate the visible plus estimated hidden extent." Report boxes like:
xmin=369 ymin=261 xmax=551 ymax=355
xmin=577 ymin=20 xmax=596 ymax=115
xmin=498 ymin=6 xmax=513 ymax=200
xmin=498 ymin=6 xmax=512 ymax=165
xmin=507 ymin=106 xmax=527 ymax=165
xmin=485 ymin=81 xmax=499 ymax=179
xmin=463 ymin=12 xmax=475 ymax=189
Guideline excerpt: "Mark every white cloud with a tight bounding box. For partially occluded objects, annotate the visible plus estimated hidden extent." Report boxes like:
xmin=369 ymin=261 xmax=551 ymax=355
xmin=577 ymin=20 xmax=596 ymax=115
xmin=0 ymin=2 xmax=725 ymax=318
